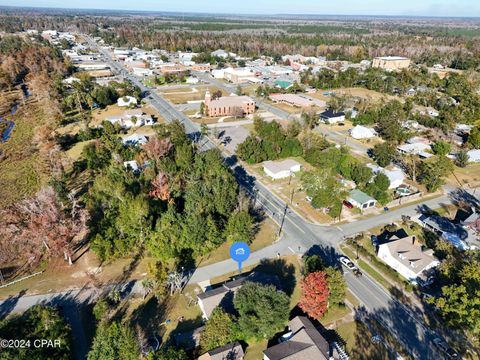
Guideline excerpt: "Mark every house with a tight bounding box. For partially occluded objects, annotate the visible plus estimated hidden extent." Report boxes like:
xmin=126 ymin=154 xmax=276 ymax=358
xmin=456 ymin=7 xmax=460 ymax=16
xmin=420 ymin=215 xmax=470 ymax=250
xmin=397 ymin=143 xmax=431 ymax=156
xmin=263 ymin=159 xmax=302 ymax=180
xmin=263 ymin=316 xmax=344 ymax=360
xmin=372 ymin=56 xmax=411 ymax=71
xmin=269 ymin=94 xmax=325 ymax=108
xmin=367 ymin=164 xmax=405 ymax=189
xmin=320 ymin=109 xmax=346 ymax=124
xmin=467 ymin=150 xmax=480 ymax=163
xmin=122 ymin=134 xmax=148 ymax=146
xmin=197 ymin=272 xmax=280 ymax=319
xmin=348 ymin=189 xmax=376 ymax=210
xmin=377 ymin=235 xmax=439 ymax=284
xmin=198 ymin=342 xmax=244 ymax=360
xmin=117 ymin=96 xmax=138 ymax=107
xmin=349 ymin=125 xmax=377 ymax=139
xmin=204 ymin=91 xmax=255 ymax=117
xmin=123 ymin=160 xmax=139 ymax=172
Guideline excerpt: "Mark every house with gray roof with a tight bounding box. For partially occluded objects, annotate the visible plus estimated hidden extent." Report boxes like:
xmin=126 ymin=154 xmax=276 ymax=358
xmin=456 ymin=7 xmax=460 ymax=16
xmin=197 ymin=272 xmax=280 ymax=319
xmin=263 ymin=316 xmax=346 ymax=360
xmin=198 ymin=342 xmax=244 ymax=360
xmin=377 ymin=235 xmax=439 ymax=284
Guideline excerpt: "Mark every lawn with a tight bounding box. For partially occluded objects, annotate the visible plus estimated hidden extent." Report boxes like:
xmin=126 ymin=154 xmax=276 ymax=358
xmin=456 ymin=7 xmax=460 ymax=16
xmin=161 ymin=86 xmax=226 ymax=104
xmin=337 ymin=320 xmax=394 ymax=360
xmin=196 ymin=218 xmax=279 ymax=267
xmin=244 ymin=339 xmax=268 ymax=360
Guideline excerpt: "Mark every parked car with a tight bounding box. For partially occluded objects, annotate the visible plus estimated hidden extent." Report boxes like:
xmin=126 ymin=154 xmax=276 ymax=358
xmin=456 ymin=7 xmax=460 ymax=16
xmin=305 ymin=196 xmax=312 ymax=203
xmin=343 ymin=200 xmax=354 ymax=209
xmin=339 ymin=256 xmax=356 ymax=270
xmin=433 ymin=338 xmax=459 ymax=359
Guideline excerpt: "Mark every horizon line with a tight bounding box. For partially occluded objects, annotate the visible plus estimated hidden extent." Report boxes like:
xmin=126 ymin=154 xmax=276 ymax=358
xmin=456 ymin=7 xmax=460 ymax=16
xmin=1 ymin=5 xmax=480 ymax=19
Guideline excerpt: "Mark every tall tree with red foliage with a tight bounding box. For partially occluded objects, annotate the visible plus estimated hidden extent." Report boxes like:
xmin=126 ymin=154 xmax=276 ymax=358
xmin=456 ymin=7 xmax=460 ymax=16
xmin=298 ymin=271 xmax=330 ymax=320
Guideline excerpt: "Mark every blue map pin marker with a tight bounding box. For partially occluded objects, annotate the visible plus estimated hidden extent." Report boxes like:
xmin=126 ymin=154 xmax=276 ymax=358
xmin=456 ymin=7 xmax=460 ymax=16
xmin=230 ymin=242 xmax=250 ymax=273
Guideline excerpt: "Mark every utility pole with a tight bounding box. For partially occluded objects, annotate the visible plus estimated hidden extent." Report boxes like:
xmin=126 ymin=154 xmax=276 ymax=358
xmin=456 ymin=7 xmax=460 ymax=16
xmin=278 ymin=204 xmax=288 ymax=238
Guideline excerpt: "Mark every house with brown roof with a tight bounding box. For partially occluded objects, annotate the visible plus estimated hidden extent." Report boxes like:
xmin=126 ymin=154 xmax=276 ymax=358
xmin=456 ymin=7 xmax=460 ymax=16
xmin=263 ymin=316 xmax=345 ymax=360
xmin=197 ymin=342 xmax=244 ymax=360
xmin=377 ymin=235 xmax=439 ymax=284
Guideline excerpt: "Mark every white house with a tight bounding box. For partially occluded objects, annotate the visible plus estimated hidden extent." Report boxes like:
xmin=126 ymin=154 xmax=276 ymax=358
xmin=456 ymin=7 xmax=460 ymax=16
xmin=348 ymin=189 xmax=376 ymax=210
xmin=349 ymin=125 xmax=377 ymax=139
xmin=377 ymin=235 xmax=440 ymax=284
xmin=122 ymin=134 xmax=148 ymax=146
xmin=117 ymin=96 xmax=138 ymax=107
xmin=263 ymin=159 xmax=302 ymax=180
xmin=319 ymin=109 xmax=346 ymax=124
xmin=123 ymin=160 xmax=139 ymax=172
xmin=367 ymin=164 xmax=405 ymax=189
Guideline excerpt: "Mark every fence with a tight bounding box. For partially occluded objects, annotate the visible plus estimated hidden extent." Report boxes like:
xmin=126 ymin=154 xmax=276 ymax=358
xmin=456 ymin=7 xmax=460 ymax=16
xmin=386 ymin=191 xmax=424 ymax=208
xmin=0 ymin=271 xmax=44 ymax=289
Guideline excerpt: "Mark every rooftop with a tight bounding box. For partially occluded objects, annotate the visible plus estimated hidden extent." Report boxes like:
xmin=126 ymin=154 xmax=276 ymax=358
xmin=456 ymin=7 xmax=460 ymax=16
xmin=380 ymin=235 xmax=438 ymax=272
xmin=208 ymin=95 xmax=255 ymax=108
xmin=263 ymin=316 xmax=331 ymax=360
xmin=349 ymin=189 xmax=375 ymax=204
xmin=263 ymin=159 xmax=302 ymax=174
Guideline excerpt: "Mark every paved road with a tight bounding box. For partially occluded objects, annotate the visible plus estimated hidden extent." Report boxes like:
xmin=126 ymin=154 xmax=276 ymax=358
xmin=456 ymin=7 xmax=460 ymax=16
xmin=0 ymin=282 xmax=143 ymax=360
xmin=194 ymin=71 xmax=371 ymax=155
xmin=77 ymin=37 xmax=457 ymax=359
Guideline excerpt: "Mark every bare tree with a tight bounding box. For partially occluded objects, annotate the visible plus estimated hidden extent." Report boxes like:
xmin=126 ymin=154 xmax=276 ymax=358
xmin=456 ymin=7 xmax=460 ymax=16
xmin=0 ymin=187 xmax=89 ymax=267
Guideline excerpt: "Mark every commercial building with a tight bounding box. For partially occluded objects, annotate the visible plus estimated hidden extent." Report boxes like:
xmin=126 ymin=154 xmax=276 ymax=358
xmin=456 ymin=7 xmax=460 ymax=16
xmin=372 ymin=56 xmax=411 ymax=71
xmin=204 ymin=91 xmax=255 ymax=117
xmin=377 ymin=235 xmax=439 ymax=284
xmin=223 ymin=67 xmax=256 ymax=83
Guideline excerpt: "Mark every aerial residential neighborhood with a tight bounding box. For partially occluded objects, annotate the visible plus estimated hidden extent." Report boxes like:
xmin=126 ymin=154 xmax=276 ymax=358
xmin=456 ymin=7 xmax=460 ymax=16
xmin=0 ymin=2 xmax=480 ymax=360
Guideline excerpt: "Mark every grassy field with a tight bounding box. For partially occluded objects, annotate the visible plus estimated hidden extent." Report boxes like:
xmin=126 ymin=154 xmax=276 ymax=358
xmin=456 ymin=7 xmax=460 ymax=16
xmin=161 ymin=86 xmax=226 ymax=104
xmin=196 ymin=218 xmax=278 ymax=267
xmin=0 ymin=99 xmax=51 ymax=209
xmin=309 ymin=87 xmax=400 ymax=104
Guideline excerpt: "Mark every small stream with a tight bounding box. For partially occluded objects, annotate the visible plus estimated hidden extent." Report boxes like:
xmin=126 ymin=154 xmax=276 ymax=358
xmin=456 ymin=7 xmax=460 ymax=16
xmin=0 ymin=84 xmax=30 ymax=143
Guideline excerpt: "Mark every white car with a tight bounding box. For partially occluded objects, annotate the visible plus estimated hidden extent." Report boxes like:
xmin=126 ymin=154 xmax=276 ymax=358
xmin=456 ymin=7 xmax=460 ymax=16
xmin=305 ymin=196 xmax=312 ymax=203
xmin=339 ymin=256 xmax=356 ymax=270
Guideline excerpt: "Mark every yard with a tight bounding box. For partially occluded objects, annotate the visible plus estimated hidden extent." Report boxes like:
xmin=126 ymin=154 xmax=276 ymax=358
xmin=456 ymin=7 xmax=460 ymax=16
xmin=245 ymin=159 xmax=335 ymax=224
xmin=196 ymin=218 xmax=279 ymax=267
xmin=337 ymin=319 xmax=411 ymax=360
xmin=159 ymin=86 xmax=226 ymax=104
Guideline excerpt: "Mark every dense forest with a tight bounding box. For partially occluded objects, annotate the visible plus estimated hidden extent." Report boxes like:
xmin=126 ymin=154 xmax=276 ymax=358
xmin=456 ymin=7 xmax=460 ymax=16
xmin=1 ymin=8 xmax=480 ymax=69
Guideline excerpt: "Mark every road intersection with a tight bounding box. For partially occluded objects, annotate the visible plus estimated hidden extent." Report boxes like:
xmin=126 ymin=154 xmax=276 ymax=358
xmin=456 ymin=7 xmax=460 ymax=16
xmin=5 ymin=35 xmax=468 ymax=359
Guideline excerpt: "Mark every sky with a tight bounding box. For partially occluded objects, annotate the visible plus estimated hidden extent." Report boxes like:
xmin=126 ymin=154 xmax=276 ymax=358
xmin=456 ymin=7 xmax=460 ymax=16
xmin=1 ymin=0 xmax=480 ymax=17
